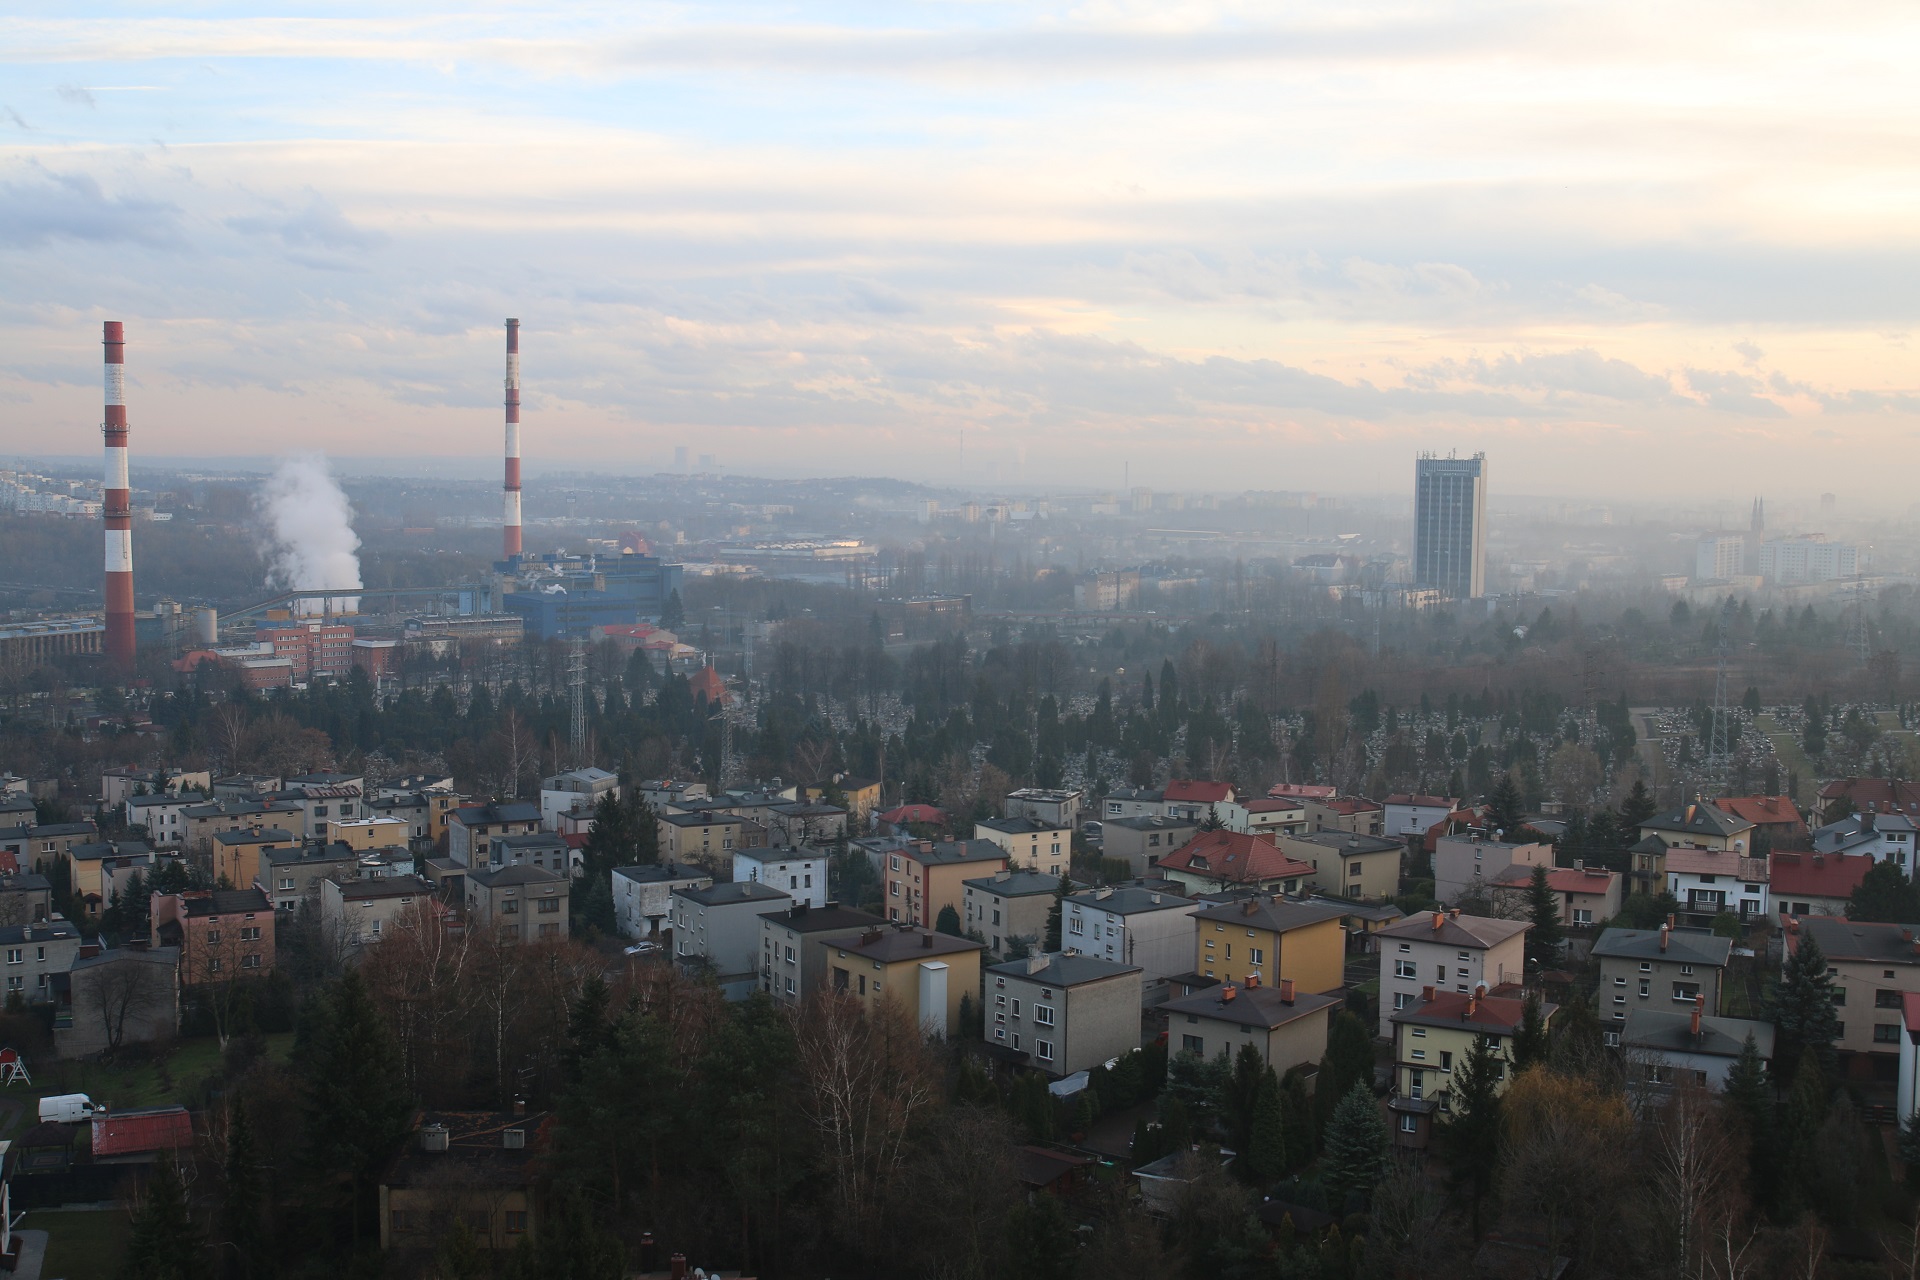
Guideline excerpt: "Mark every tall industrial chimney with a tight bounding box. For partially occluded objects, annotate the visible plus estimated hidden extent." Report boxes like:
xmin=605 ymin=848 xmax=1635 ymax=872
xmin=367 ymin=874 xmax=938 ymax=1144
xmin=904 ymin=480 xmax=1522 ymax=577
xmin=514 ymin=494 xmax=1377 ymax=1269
xmin=102 ymin=321 xmax=135 ymax=667
xmin=503 ymin=318 xmax=521 ymax=559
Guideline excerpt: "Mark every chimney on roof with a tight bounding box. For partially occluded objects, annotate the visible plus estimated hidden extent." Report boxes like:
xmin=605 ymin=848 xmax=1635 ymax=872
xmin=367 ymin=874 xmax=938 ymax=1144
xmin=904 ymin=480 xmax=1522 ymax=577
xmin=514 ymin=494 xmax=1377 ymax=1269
xmin=1465 ymin=991 xmax=1479 ymax=1020
xmin=1667 ymin=913 xmax=1676 ymax=929
xmin=1279 ymin=977 xmax=1294 ymax=1004
xmin=1421 ymin=984 xmax=1435 ymax=1002
xmin=1691 ymin=993 xmax=1704 ymax=1038
xmin=670 ymin=1254 xmax=688 ymax=1280
xmin=1814 ymin=853 xmax=1825 ymax=867
xmin=1242 ymin=898 xmax=1257 ymax=916
xmin=1574 ymin=859 xmax=1584 ymax=872
xmin=1449 ymin=908 xmax=1460 ymax=921
xmin=1149 ymin=892 xmax=1161 ymax=904
xmin=922 ymin=931 xmax=934 ymax=949
xmin=1432 ymin=911 xmax=1444 ymax=933
xmin=1660 ymin=924 xmax=1670 ymax=951
xmin=1221 ymin=982 xmax=1237 ymax=1003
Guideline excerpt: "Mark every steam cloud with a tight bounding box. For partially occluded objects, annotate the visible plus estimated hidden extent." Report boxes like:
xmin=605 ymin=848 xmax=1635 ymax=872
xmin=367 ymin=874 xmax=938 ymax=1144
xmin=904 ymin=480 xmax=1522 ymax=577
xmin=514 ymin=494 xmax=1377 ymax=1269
xmin=257 ymin=454 xmax=362 ymax=616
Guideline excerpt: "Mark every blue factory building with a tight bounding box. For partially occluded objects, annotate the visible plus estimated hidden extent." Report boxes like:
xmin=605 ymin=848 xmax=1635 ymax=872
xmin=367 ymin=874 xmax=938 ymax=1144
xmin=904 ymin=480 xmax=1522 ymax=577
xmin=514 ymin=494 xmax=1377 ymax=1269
xmin=495 ymin=551 xmax=683 ymax=641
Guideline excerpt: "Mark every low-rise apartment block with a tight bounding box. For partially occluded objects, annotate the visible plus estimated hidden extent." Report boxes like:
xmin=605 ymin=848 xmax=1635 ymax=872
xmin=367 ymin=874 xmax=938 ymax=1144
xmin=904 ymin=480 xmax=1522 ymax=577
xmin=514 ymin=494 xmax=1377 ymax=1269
xmin=672 ymin=880 xmax=793 ymax=997
xmin=611 ymin=861 xmax=712 ymax=940
xmin=826 ymin=925 xmax=983 ymax=1038
xmin=881 ymin=838 xmax=1008 ymax=928
xmin=1162 ymin=977 xmax=1338 ymax=1073
xmin=973 ymin=817 xmax=1070 ymax=877
xmin=985 ymin=951 xmax=1142 ymax=1077
xmin=759 ymin=902 xmax=886 ymax=1006
xmin=964 ymin=869 xmax=1064 ymax=958
xmin=1375 ymin=910 xmax=1530 ymax=1038
xmin=1191 ymin=895 xmax=1347 ymax=995
xmin=1062 ymin=886 xmax=1201 ymax=1000
xmin=1593 ymin=924 xmax=1732 ymax=1024
xmin=466 ymin=864 xmax=570 ymax=944
xmin=734 ymin=846 xmax=829 ymax=908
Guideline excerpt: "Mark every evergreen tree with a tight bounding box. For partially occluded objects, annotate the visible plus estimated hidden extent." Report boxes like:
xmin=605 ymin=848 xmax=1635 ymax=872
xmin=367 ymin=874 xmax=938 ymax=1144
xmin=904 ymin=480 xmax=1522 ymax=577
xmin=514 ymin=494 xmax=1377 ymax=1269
xmin=1846 ymin=859 xmax=1920 ymax=923
xmin=294 ymin=971 xmax=414 ymax=1244
xmin=1043 ymin=873 xmax=1071 ymax=952
xmin=1769 ymin=932 xmax=1841 ymax=1084
xmin=935 ymin=904 xmax=964 ymax=937
xmin=1511 ymin=992 xmax=1549 ymax=1071
xmin=503 ymin=1192 xmax=626 ymax=1280
xmin=1619 ymin=778 xmax=1658 ymax=830
xmin=1314 ymin=1012 xmax=1376 ymax=1132
xmin=1242 ymin=1067 xmax=1287 ymax=1186
xmin=1319 ymin=1080 xmax=1388 ymax=1211
xmin=1524 ymin=864 xmax=1564 ymax=970
xmin=659 ymin=589 xmax=685 ymax=631
xmin=1225 ymin=1043 xmax=1266 ymax=1157
xmin=121 ymin=1157 xmax=204 ymax=1280
xmin=1278 ymin=1069 xmax=1316 ymax=1169
xmin=1004 ymin=1192 xmax=1077 ymax=1280
xmin=1723 ymin=1032 xmax=1776 ymax=1208
xmin=219 ymin=1104 xmax=265 ymax=1280
xmin=1486 ymin=774 xmax=1526 ymax=836
xmin=1441 ymin=1034 xmax=1503 ymax=1239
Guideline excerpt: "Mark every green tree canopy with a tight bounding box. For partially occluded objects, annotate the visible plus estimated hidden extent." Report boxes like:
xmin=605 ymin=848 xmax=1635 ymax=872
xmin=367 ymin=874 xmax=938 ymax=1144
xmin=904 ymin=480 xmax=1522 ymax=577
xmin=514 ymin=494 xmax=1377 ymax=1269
xmin=1770 ymin=931 xmax=1841 ymax=1084
xmin=1847 ymin=859 xmax=1920 ymax=923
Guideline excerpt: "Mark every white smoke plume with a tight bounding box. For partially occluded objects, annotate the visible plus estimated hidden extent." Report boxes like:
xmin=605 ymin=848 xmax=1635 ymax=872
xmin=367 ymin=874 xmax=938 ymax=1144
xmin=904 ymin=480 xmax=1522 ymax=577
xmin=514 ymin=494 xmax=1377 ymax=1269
xmin=257 ymin=454 xmax=362 ymax=616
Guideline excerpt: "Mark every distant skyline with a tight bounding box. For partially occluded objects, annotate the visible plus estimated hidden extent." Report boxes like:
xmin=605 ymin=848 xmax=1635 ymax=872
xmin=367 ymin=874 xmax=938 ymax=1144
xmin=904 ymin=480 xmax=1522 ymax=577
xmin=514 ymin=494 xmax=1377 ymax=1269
xmin=3 ymin=2 xmax=1917 ymax=496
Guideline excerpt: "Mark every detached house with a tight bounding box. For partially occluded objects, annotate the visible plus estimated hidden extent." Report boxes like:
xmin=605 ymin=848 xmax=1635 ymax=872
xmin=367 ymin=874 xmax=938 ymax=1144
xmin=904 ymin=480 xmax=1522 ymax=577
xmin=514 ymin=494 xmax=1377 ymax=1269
xmin=1190 ymin=895 xmax=1348 ymax=995
xmin=1788 ymin=916 xmax=1920 ymax=1071
xmin=1621 ymin=1004 xmax=1775 ymax=1090
xmin=1100 ymin=817 xmax=1199 ymax=878
xmin=1162 ymin=976 xmax=1339 ymax=1073
xmin=466 ymin=865 xmax=570 ymax=944
xmin=734 ymin=845 xmax=829 ymax=909
xmin=759 ymin=902 xmax=886 ymax=1006
xmin=1160 ymin=780 xmax=1235 ymax=823
xmin=611 ymin=861 xmax=712 ymax=941
xmin=1771 ymin=851 xmax=1872 ymax=920
xmin=672 ymin=881 xmax=793 ymax=997
xmin=1306 ymin=796 xmax=1384 ymax=837
xmin=448 ymin=803 xmax=542 ymax=868
xmin=1279 ymin=831 xmax=1403 ymax=902
xmin=985 ymin=951 xmax=1143 ymax=1077
xmin=1490 ymin=863 xmax=1622 ymax=927
xmin=1156 ymin=831 xmax=1315 ymax=897
xmin=152 ymin=888 xmax=274 ymax=982
xmin=1390 ymin=987 xmax=1555 ymax=1148
xmin=973 ymin=817 xmax=1071 ymax=877
xmin=1663 ymin=846 xmax=1768 ymax=925
xmin=1593 ymin=924 xmax=1732 ymax=1026
xmin=1374 ymin=910 xmax=1530 ymax=1038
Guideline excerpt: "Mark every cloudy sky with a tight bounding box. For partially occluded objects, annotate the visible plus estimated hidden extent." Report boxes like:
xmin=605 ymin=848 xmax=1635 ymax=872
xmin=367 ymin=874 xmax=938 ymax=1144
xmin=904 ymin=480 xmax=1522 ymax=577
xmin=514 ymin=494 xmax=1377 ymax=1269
xmin=2 ymin=1 xmax=1917 ymax=497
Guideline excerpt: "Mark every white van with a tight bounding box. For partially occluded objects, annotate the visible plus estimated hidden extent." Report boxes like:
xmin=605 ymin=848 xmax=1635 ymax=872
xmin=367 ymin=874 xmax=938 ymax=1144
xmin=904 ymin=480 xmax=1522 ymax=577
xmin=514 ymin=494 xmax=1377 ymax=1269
xmin=38 ymin=1094 xmax=99 ymax=1124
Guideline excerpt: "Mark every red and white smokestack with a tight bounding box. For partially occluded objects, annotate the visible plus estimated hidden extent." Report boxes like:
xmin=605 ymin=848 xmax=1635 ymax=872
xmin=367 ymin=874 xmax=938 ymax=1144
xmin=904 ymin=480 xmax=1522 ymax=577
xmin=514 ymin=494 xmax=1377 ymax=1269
xmin=102 ymin=321 xmax=135 ymax=667
xmin=503 ymin=318 xmax=521 ymax=558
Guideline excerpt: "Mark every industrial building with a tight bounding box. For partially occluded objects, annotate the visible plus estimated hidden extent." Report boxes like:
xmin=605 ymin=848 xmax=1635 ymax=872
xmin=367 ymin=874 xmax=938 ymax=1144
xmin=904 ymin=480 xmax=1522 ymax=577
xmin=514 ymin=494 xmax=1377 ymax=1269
xmin=495 ymin=550 xmax=684 ymax=640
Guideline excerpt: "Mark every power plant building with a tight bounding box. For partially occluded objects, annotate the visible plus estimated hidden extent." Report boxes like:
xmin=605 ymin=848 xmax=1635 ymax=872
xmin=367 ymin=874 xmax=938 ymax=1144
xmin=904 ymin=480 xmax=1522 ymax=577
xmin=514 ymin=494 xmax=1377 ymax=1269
xmin=1413 ymin=453 xmax=1488 ymax=601
xmin=495 ymin=551 xmax=683 ymax=641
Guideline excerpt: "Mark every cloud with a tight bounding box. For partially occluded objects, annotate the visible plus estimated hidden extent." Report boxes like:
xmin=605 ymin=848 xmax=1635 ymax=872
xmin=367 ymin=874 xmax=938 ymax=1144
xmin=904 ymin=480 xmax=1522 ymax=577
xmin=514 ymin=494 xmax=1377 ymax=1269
xmin=54 ymin=84 xmax=93 ymax=108
xmin=0 ymin=168 xmax=183 ymax=249
xmin=225 ymin=192 xmax=386 ymax=270
xmin=1684 ymin=368 xmax=1786 ymax=416
xmin=1417 ymin=349 xmax=1675 ymax=404
xmin=3 ymin=107 xmax=29 ymax=129
xmin=1733 ymin=339 xmax=1763 ymax=365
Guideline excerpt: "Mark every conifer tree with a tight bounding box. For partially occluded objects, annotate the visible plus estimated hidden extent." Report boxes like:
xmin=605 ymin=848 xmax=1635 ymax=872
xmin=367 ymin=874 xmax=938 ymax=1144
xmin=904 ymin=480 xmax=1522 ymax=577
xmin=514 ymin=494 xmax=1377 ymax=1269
xmin=935 ymin=904 xmax=964 ymax=937
xmin=121 ymin=1157 xmax=203 ymax=1280
xmin=1486 ymin=774 xmax=1526 ymax=836
xmin=219 ymin=1104 xmax=265 ymax=1280
xmin=1320 ymin=1081 xmax=1387 ymax=1210
xmin=1511 ymin=992 xmax=1549 ymax=1071
xmin=1242 ymin=1067 xmax=1287 ymax=1185
xmin=1770 ymin=932 xmax=1841 ymax=1083
xmin=1442 ymin=1034 xmax=1503 ymax=1239
xmin=295 ymin=971 xmax=413 ymax=1244
xmin=1524 ymin=864 xmax=1565 ymax=969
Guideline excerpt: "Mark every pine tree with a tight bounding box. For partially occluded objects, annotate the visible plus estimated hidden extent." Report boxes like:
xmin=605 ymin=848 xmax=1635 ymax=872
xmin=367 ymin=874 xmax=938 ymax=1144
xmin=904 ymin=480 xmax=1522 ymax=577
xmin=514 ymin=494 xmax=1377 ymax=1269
xmin=219 ymin=1104 xmax=265 ymax=1280
xmin=659 ymin=589 xmax=685 ymax=631
xmin=935 ymin=904 xmax=964 ymax=937
xmin=1315 ymin=1012 xmax=1376 ymax=1132
xmin=1723 ymin=1032 xmax=1776 ymax=1208
xmin=1242 ymin=1067 xmax=1287 ymax=1185
xmin=1044 ymin=873 xmax=1071 ymax=951
xmin=1846 ymin=860 xmax=1920 ymax=923
xmin=1442 ymin=1034 xmax=1503 ymax=1239
xmin=1005 ymin=1192 xmax=1078 ymax=1280
xmin=295 ymin=972 xmax=414 ymax=1244
xmin=1319 ymin=1081 xmax=1388 ymax=1211
xmin=1226 ymin=1043 xmax=1266 ymax=1157
xmin=1486 ymin=774 xmax=1525 ymax=836
xmin=121 ymin=1157 xmax=204 ymax=1280
xmin=1278 ymin=1069 xmax=1316 ymax=1169
xmin=1770 ymin=932 xmax=1841 ymax=1084
xmin=1524 ymin=864 xmax=1564 ymax=970
xmin=1511 ymin=993 xmax=1549 ymax=1071
xmin=1620 ymin=778 xmax=1657 ymax=830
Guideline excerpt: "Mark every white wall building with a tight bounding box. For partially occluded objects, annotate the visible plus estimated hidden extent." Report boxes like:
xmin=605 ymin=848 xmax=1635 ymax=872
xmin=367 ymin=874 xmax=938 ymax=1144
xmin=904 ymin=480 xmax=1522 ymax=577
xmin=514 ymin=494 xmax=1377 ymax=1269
xmin=733 ymin=846 xmax=829 ymax=909
xmin=1061 ymin=886 xmax=1202 ymax=1004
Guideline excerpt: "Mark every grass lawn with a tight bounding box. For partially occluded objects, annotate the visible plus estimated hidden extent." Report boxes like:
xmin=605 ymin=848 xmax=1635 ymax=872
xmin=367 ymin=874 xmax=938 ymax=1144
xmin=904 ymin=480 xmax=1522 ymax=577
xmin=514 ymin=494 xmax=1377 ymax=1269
xmin=22 ymin=1209 xmax=132 ymax=1278
xmin=0 ymin=1031 xmax=294 ymax=1121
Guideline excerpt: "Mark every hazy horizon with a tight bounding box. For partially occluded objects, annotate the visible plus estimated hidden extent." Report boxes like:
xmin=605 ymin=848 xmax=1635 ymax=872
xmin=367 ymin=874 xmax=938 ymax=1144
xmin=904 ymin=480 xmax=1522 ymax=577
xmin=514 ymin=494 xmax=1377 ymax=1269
xmin=4 ymin=2 xmax=1918 ymax=498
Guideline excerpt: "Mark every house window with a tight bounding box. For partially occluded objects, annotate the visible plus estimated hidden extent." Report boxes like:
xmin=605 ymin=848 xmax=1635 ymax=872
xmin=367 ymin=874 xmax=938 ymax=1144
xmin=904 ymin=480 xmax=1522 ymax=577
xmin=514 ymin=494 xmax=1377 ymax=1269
xmin=240 ymin=927 xmax=261 ymax=941
xmin=1036 ymin=1005 xmax=1055 ymax=1026
xmin=1680 ymin=964 xmax=1694 ymax=976
xmin=1399 ymin=1114 xmax=1418 ymax=1134
xmin=1672 ymin=983 xmax=1699 ymax=1002
xmin=1572 ymin=909 xmax=1592 ymax=925
xmin=1638 ymin=979 xmax=1650 ymax=997
xmin=1876 ymin=1024 xmax=1902 ymax=1044
xmin=1398 ymin=943 xmax=1411 ymax=953
xmin=1037 ymin=1040 xmax=1054 ymax=1061
xmin=1411 ymin=1027 xmax=1426 ymax=1037
xmin=241 ymin=954 xmax=261 ymax=968
xmin=505 ymin=1211 xmax=528 ymax=1235
xmin=1832 ymin=988 xmax=1847 ymax=1007
xmin=539 ymin=923 xmax=559 ymax=938
xmin=1249 ymin=948 xmax=1265 ymax=965
xmin=537 ymin=899 xmax=561 ymax=914
xmin=1410 ymin=1069 xmax=1424 ymax=1099
xmin=1877 ymin=990 xmax=1902 ymax=1009
xmin=1411 ymin=1049 xmax=1426 ymax=1060
xmin=503 ymin=900 xmax=520 ymax=914
xmin=1395 ymin=960 xmax=1417 ymax=979
xmin=3 ymin=950 xmax=17 ymax=965
xmin=1011 ymin=999 xmax=1021 ymax=1016
xmin=1614 ymin=976 xmax=1627 ymax=986
xmin=1640 ymin=962 xmax=1652 ymax=973
xmin=1182 ymin=1034 xmax=1203 ymax=1053
xmin=1393 ymin=992 xmax=1411 ymax=1010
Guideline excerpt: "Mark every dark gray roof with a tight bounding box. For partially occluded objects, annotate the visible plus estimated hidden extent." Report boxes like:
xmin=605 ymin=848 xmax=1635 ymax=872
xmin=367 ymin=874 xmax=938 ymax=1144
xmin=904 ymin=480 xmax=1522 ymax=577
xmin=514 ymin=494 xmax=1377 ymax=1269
xmin=675 ymin=880 xmax=792 ymax=908
xmin=1192 ymin=896 xmax=1349 ymax=934
xmin=71 ymin=944 xmax=178 ymax=972
xmin=735 ymin=845 xmax=828 ymax=864
xmin=1289 ymin=831 xmax=1402 ymax=855
xmin=903 ymin=839 xmax=1010 ymax=867
xmin=838 ymin=927 xmax=984 ymax=963
xmin=0 ymin=872 xmax=52 ymax=893
xmin=264 ymin=842 xmax=357 ymax=866
xmin=976 ymin=816 xmax=1068 ymax=835
xmin=1064 ymin=886 xmax=1197 ymax=915
xmin=659 ymin=810 xmax=750 ymax=828
xmin=1642 ymin=805 xmax=1752 ymax=839
xmin=453 ymin=802 xmax=541 ymax=825
xmin=964 ymin=870 xmax=1068 ymax=898
xmin=987 ymin=950 xmax=1141 ymax=986
xmin=1376 ymin=910 xmax=1530 ymax=949
xmin=1104 ymin=788 xmax=1163 ymax=803
xmin=758 ymin=904 xmax=887 ymax=934
xmin=180 ymin=889 xmax=271 ymax=916
xmin=467 ymin=863 xmax=566 ymax=889
xmin=494 ymin=832 xmax=567 ymax=850
xmin=69 ymin=840 xmax=151 ymax=861
xmin=1104 ymin=815 xmax=1196 ymax=833
xmin=1162 ymin=984 xmax=1340 ymax=1030
xmin=0 ymin=919 xmax=77 ymax=945
xmin=1592 ymin=927 xmax=1732 ymax=967
xmin=334 ymin=874 xmax=432 ymax=901
xmin=1622 ymin=1009 xmax=1775 ymax=1059
xmin=213 ymin=827 xmax=295 ymax=846
xmin=1798 ymin=916 xmax=1920 ymax=966
xmin=612 ymin=861 xmax=710 ymax=885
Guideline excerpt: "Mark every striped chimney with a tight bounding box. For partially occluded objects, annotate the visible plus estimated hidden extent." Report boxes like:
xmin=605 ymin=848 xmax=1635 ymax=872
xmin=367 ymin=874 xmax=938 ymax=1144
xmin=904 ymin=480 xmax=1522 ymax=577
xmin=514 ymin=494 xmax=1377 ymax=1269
xmin=503 ymin=318 xmax=521 ymax=558
xmin=102 ymin=321 xmax=136 ymax=667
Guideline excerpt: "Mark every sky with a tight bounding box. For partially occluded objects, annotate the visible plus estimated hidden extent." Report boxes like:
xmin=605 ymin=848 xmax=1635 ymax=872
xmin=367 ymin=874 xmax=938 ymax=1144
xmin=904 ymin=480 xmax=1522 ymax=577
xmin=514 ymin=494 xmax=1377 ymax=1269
xmin=2 ymin=1 xmax=1918 ymax=499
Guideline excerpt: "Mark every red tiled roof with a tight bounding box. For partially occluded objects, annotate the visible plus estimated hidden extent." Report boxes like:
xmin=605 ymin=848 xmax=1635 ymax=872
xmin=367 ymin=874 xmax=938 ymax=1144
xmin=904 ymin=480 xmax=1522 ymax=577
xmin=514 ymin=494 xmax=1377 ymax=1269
xmin=1490 ymin=865 xmax=1619 ymax=896
xmin=1819 ymin=778 xmax=1920 ymax=809
xmin=1241 ymin=798 xmax=1305 ymax=814
xmin=1713 ymin=796 xmax=1807 ymax=830
xmin=688 ymin=666 xmax=728 ymax=705
xmin=1164 ymin=779 xmax=1233 ymax=803
xmin=1267 ymin=783 xmax=1336 ymax=800
xmin=1313 ymin=796 xmax=1382 ymax=815
xmin=879 ymin=804 xmax=948 ymax=826
xmin=1395 ymin=989 xmax=1543 ymax=1033
xmin=1156 ymin=830 xmax=1314 ymax=883
xmin=1385 ymin=794 xmax=1454 ymax=808
xmin=1769 ymin=851 xmax=1872 ymax=899
xmin=92 ymin=1106 xmax=194 ymax=1157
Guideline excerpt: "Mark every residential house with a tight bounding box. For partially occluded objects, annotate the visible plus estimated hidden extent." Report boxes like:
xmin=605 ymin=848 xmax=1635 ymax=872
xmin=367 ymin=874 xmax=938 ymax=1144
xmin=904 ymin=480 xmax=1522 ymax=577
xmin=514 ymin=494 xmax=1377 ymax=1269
xmin=1162 ymin=976 xmax=1339 ymax=1072
xmin=182 ymin=799 xmax=304 ymax=867
xmin=804 ymin=774 xmax=883 ymax=826
xmin=101 ymin=768 xmax=210 ymax=807
xmin=1374 ymin=910 xmax=1531 ymax=1038
xmin=1101 ymin=788 xmax=1164 ymax=821
xmin=321 ymin=874 xmax=435 ymax=954
xmin=331 ymin=817 xmax=415 ymax=854
xmin=151 ymin=888 xmax=275 ymax=983
xmin=1062 ymin=886 xmax=1202 ymax=1001
xmin=483 ymin=832 xmax=577 ymax=878
xmin=1433 ymin=833 xmax=1554 ymax=903
xmin=1190 ymin=895 xmax=1348 ymax=994
xmin=212 ymin=774 xmax=282 ymax=800
xmin=1390 ymin=988 xmax=1555 ymax=1148
xmin=881 ymin=838 xmax=1009 ymax=928
xmin=67 ymin=840 xmax=155 ymax=922
xmin=1819 ymin=777 xmax=1920 ymax=818
xmin=875 ymin=803 xmax=948 ymax=833
xmin=1592 ymin=925 xmax=1733 ymax=1024
xmin=538 ymin=767 xmax=620 ymax=830
xmin=56 ymin=945 xmax=179 ymax=1059
xmin=984 ymin=951 xmax=1143 ymax=1077
xmin=258 ymin=842 xmax=360 ymax=914
xmin=672 ymin=881 xmax=794 ymax=997
xmin=1306 ymin=796 xmax=1384 ymax=837
xmin=1663 ymin=847 xmax=1769 ymax=924
xmin=657 ymin=811 xmax=762 ymax=864
xmin=769 ymin=803 xmax=848 ymax=850
xmin=1620 ymin=1005 xmax=1776 ymax=1088
xmin=635 ymin=778 xmax=710 ymax=810
xmin=380 ymin=1110 xmax=553 ymax=1252
xmin=1638 ymin=802 xmax=1756 ymax=855
xmin=275 ymin=778 xmax=366 ymax=842
xmin=734 ymin=845 xmax=829 ymax=908
xmin=1788 ymin=916 xmax=1920 ymax=1073
xmin=1160 ymin=780 xmax=1235 ymax=823
xmin=964 ymin=869 xmax=1066 ymax=957
xmin=825 ymin=925 xmax=984 ymax=1037
xmin=1812 ymin=811 xmax=1918 ymax=868
xmin=758 ymin=902 xmax=886 ymax=1006
xmin=449 ymin=802 xmax=543 ymax=868
xmin=1629 ymin=833 xmax=1671 ymax=898
xmin=1489 ymin=863 xmax=1623 ymax=928
xmin=0 ymin=917 xmax=80 ymax=1004
xmin=367 ymin=788 xmax=463 ymax=849
xmin=1771 ymin=851 xmax=1873 ymax=920
xmin=1278 ymin=831 xmax=1403 ymax=901
xmin=1156 ymin=831 xmax=1315 ymax=897
xmin=0 ymin=871 xmax=53 ymax=924
xmin=611 ymin=862 xmax=712 ymax=941
xmin=1099 ymin=816 xmax=1199 ymax=878
xmin=0 ymin=822 xmax=100 ymax=874
xmin=1215 ymin=797 xmax=1307 ymax=840
xmin=124 ymin=793 xmax=193 ymax=846
xmin=1003 ymin=788 xmax=1083 ymax=830
xmin=1267 ymin=783 xmax=1338 ymax=803
xmin=211 ymin=827 xmax=295 ymax=892
xmin=466 ymin=865 xmax=570 ymax=944
xmin=1383 ymin=795 xmax=1458 ymax=841
xmin=1713 ymin=795 xmax=1809 ymax=850
xmin=973 ymin=817 xmax=1071 ymax=876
